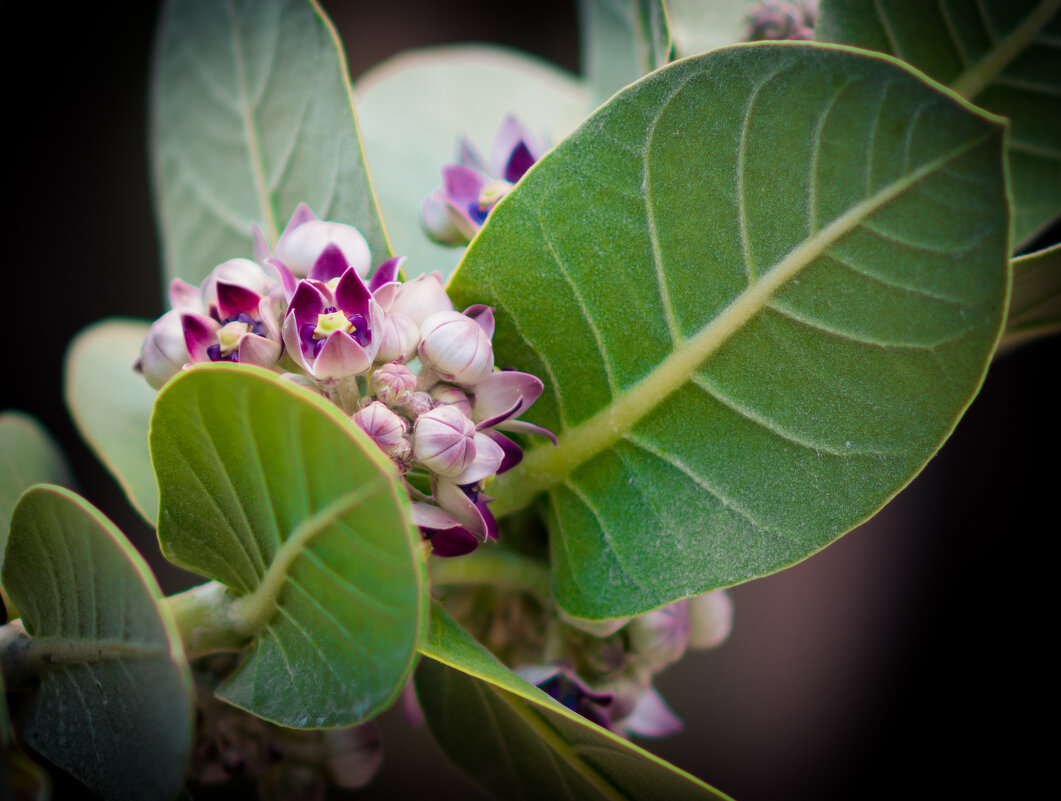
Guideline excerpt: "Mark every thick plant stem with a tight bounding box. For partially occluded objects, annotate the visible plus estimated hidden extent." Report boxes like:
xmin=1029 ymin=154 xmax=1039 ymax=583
xmin=165 ymin=580 xmax=254 ymax=659
xmin=430 ymin=548 xmax=553 ymax=604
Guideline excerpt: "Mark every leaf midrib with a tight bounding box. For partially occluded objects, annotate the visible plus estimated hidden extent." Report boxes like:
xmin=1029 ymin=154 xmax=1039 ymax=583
xmin=489 ymin=130 xmax=996 ymax=516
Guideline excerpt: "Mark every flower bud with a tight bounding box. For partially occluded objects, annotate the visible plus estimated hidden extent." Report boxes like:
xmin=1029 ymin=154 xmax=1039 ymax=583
xmin=201 ymin=258 xmax=274 ymax=311
xmin=277 ymin=220 xmax=372 ymax=278
xmin=419 ymin=311 xmax=494 ymax=387
xmin=413 ymin=404 xmax=476 ymax=477
xmin=388 ymin=273 xmax=454 ymax=327
xmin=429 ymin=384 xmax=472 ymax=417
xmin=371 ymin=362 xmax=417 ymax=406
xmin=687 ymin=589 xmax=734 ymax=650
xmin=354 ymin=401 xmax=409 ymax=460
xmin=374 ymin=310 xmax=420 ymax=364
xmin=137 ymin=310 xmax=189 ymax=389
xmin=406 ymin=391 xmax=434 ymax=418
xmin=626 ymin=600 xmax=690 ymax=670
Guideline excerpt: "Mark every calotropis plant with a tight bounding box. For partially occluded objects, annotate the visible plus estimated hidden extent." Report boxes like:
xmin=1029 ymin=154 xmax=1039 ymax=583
xmin=2 ymin=1 xmax=1058 ymax=800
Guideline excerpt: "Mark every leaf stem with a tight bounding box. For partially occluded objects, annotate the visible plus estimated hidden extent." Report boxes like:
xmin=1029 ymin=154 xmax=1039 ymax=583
xmin=949 ymin=0 xmax=1061 ymax=100
xmin=429 ymin=548 xmax=553 ymax=604
xmin=165 ymin=579 xmax=253 ymax=659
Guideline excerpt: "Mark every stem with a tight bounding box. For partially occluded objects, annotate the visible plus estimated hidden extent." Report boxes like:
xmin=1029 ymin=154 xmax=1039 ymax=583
xmin=164 ymin=580 xmax=254 ymax=659
xmin=430 ymin=548 xmax=553 ymax=605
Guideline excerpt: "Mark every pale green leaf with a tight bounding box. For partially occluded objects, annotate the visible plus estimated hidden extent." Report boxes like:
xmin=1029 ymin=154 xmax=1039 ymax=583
xmin=1002 ymin=242 xmax=1061 ymax=347
xmin=448 ymin=43 xmax=1009 ymax=619
xmin=816 ymin=0 xmax=1061 ymax=247
xmin=355 ymin=45 xmax=587 ymax=280
xmin=417 ymin=606 xmax=730 ymax=801
xmin=152 ymin=0 xmax=389 ymax=287
xmin=3 ymin=486 xmax=193 ymax=801
xmin=151 ymin=364 xmax=427 ymax=727
xmin=665 ymin=0 xmax=751 ymax=55
xmin=580 ymin=0 xmax=672 ymax=107
xmin=64 ymin=319 xmax=158 ymax=525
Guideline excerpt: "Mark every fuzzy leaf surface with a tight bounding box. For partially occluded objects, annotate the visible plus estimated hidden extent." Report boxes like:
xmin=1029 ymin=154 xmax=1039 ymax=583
xmin=151 ymin=364 xmax=427 ymax=727
xmin=64 ymin=319 xmax=158 ymax=524
xmin=816 ymin=0 xmax=1061 ymax=247
xmin=3 ymin=486 xmax=193 ymax=801
xmin=417 ymin=606 xmax=730 ymax=801
xmin=356 ymin=45 xmax=587 ymax=280
xmin=448 ymin=43 xmax=1009 ymax=618
xmin=580 ymin=0 xmax=672 ymax=107
xmin=152 ymin=0 xmax=388 ymax=286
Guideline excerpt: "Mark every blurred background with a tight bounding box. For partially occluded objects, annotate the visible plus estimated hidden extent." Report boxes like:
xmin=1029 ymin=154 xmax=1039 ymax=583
xmin=3 ymin=2 xmax=1056 ymax=799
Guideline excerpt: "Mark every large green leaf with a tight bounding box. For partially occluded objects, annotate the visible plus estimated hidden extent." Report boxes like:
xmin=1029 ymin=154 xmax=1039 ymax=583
xmin=816 ymin=0 xmax=1061 ymax=247
xmin=356 ymin=45 xmax=588 ymax=281
xmin=2 ymin=485 xmax=193 ymax=801
xmin=152 ymin=0 xmax=389 ymax=286
xmin=64 ymin=319 xmax=158 ymax=524
xmin=417 ymin=606 xmax=730 ymax=801
xmin=448 ymin=43 xmax=1008 ymax=619
xmin=1002 ymin=243 xmax=1061 ymax=347
xmin=580 ymin=0 xmax=671 ymax=107
xmin=151 ymin=364 xmax=427 ymax=727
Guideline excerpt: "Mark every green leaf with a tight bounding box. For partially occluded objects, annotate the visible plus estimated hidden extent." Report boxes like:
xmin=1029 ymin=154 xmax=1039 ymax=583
xmin=816 ymin=0 xmax=1061 ymax=247
xmin=355 ymin=45 xmax=588 ymax=281
xmin=665 ymin=0 xmax=750 ymax=56
xmin=150 ymin=364 xmax=427 ymax=727
xmin=1002 ymin=242 xmax=1061 ymax=347
xmin=417 ymin=606 xmax=729 ymax=801
xmin=64 ymin=319 xmax=158 ymax=525
xmin=448 ymin=43 xmax=1009 ymax=619
xmin=2 ymin=486 xmax=193 ymax=801
xmin=0 ymin=412 xmax=72 ymax=575
xmin=580 ymin=0 xmax=672 ymax=107
xmin=152 ymin=0 xmax=389 ymax=287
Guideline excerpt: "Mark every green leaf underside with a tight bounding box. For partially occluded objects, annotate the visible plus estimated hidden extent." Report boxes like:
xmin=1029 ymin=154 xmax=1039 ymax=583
xmin=150 ymin=364 xmax=426 ymax=727
xmin=417 ymin=606 xmax=729 ymax=801
xmin=152 ymin=0 xmax=388 ymax=288
xmin=0 ymin=412 xmax=72 ymax=582
xmin=817 ymin=0 xmax=1061 ymax=247
xmin=1003 ymin=242 xmax=1061 ymax=345
xmin=64 ymin=319 xmax=158 ymax=525
xmin=581 ymin=0 xmax=672 ymax=108
xmin=448 ymin=43 xmax=1008 ymax=618
xmin=665 ymin=0 xmax=753 ymax=56
xmin=355 ymin=45 xmax=588 ymax=281
xmin=3 ymin=486 xmax=192 ymax=801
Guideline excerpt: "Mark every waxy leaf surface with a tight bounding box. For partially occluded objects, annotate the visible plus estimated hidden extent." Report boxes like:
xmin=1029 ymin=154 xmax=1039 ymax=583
xmin=580 ymin=0 xmax=672 ymax=107
xmin=356 ymin=45 xmax=587 ymax=280
xmin=417 ymin=606 xmax=729 ymax=801
xmin=65 ymin=319 xmax=158 ymax=524
xmin=3 ymin=486 xmax=193 ymax=801
xmin=449 ymin=43 xmax=1009 ymax=618
xmin=817 ymin=0 xmax=1061 ymax=247
xmin=151 ymin=365 xmax=427 ymax=727
xmin=152 ymin=0 xmax=388 ymax=286
xmin=1002 ymin=243 xmax=1061 ymax=347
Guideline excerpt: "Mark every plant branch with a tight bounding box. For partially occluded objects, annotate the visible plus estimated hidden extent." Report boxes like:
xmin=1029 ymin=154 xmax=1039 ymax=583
xmin=430 ymin=548 xmax=553 ymax=604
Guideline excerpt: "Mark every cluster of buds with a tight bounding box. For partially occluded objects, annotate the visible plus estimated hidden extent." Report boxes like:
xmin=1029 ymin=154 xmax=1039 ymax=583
xmin=421 ymin=115 xmax=543 ymax=246
xmin=744 ymin=0 xmax=817 ymax=41
xmin=516 ymin=590 xmax=735 ymax=739
xmin=137 ymin=205 xmax=552 ymax=556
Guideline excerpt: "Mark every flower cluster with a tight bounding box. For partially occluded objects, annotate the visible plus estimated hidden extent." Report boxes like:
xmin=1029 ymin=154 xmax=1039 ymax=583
xmin=421 ymin=115 xmax=543 ymax=246
xmin=137 ymin=205 xmax=551 ymax=556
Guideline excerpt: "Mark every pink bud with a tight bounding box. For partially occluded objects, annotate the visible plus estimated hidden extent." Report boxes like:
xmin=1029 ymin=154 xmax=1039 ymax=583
xmin=626 ymin=600 xmax=690 ymax=669
xmin=688 ymin=590 xmax=734 ymax=650
xmin=354 ymin=401 xmax=409 ymax=455
xmin=430 ymin=384 xmax=473 ymax=417
xmin=413 ymin=404 xmax=477 ymax=477
xmin=371 ymin=362 xmax=417 ymax=406
xmin=277 ymin=220 xmax=372 ymax=278
xmin=374 ymin=310 xmax=420 ymax=364
xmin=419 ymin=311 xmax=494 ymax=387
xmin=138 ymin=310 xmax=189 ymax=389
xmin=389 ymin=273 xmax=454 ymax=327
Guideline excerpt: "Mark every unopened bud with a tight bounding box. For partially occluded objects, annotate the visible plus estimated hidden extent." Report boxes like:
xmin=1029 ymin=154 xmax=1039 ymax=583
xmin=429 ymin=384 xmax=473 ymax=417
xmin=388 ymin=273 xmax=454 ymax=327
xmin=413 ymin=404 xmax=476 ymax=477
xmin=138 ymin=310 xmax=189 ymax=389
xmin=375 ymin=310 xmax=420 ymax=364
xmin=372 ymin=362 xmax=417 ymax=406
xmin=354 ymin=402 xmax=409 ymax=459
xmin=277 ymin=220 xmax=372 ymax=278
xmin=419 ymin=311 xmax=494 ymax=387
xmin=626 ymin=600 xmax=690 ymax=670
xmin=688 ymin=589 xmax=734 ymax=650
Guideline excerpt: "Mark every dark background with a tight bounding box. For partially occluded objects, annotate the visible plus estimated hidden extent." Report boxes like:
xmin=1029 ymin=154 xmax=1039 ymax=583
xmin=3 ymin=2 xmax=1056 ymax=799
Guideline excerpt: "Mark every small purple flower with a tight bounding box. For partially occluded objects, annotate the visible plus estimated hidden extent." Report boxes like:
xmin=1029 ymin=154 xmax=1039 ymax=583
xmin=626 ymin=600 xmax=691 ymax=670
xmin=422 ymin=115 xmax=543 ymax=246
xmin=517 ymin=665 xmax=615 ymax=730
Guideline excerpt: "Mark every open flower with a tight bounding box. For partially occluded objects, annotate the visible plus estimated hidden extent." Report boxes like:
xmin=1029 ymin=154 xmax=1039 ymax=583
xmin=517 ymin=665 xmax=615 ymax=730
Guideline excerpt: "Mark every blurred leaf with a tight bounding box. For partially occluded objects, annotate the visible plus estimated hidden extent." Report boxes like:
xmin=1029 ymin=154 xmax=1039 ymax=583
xmin=665 ymin=0 xmax=751 ymax=55
xmin=3 ymin=486 xmax=193 ymax=801
xmin=417 ymin=606 xmax=730 ymax=801
xmin=816 ymin=0 xmax=1061 ymax=247
xmin=1002 ymin=242 xmax=1061 ymax=347
xmin=64 ymin=319 xmax=158 ymax=525
xmin=449 ymin=43 xmax=1008 ymax=618
xmin=580 ymin=0 xmax=671 ymax=107
xmin=355 ymin=45 xmax=587 ymax=280
xmin=152 ymin=0 xmax=389 ymax=287
xmin=151 ymin=364 xmax=427 ymax=727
